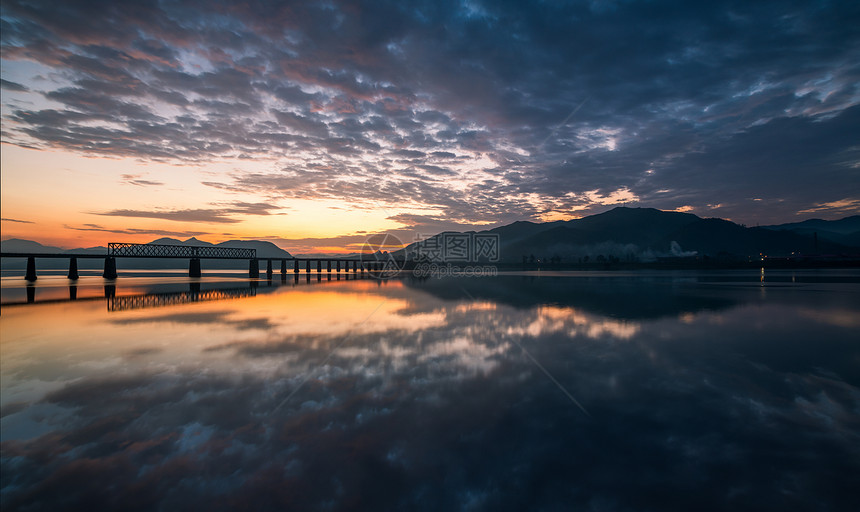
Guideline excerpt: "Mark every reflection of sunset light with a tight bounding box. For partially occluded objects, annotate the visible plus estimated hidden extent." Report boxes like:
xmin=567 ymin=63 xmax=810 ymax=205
xmin=795 ymin=308 xmax=860 ymax=328
xmin=0 ymin=281 xmax=447 ymax=388
xmin=506 ymin=305 xmax=640 ymax=340
xmin=454 ymin=302 xmax=497 ymax=313
xmin=420 ymin=336 xmax=510 ymax=375
xmin=678 ymin=312 xmax=696 ymax=323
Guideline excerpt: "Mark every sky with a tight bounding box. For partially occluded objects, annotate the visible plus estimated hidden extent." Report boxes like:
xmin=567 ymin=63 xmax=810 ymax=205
xmin=1 ymin=0 xmax=859 ymax=253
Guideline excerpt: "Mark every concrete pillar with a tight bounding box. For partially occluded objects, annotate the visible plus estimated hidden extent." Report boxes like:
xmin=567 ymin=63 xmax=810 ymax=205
xmin=294 ymin=259 xmax=300 ymax=273
xmin=317 ymin=260 xmax=322 ymax=273
xmin=68 ymin=257 xmax=79 ymax=280
xmin=249 ymin=259 xmax=259 ymax=278
xmin=336 ymin=260 xmax=341 ymax=272
xmin=306 ymin=260 xmax=311 ymax=273
xmin=189 ymin=258 xmax=201 ymax=278
xmin=267 ymin=259 xmax=273 ymax=279
xmin=25 ymin=256 xmax=37 ymax=282
xmin=103 ymin=257 xmax=117 ymax=279
xmin=327 ymin=260 xmax=332 ymax=273
xmin=281 ymin=259 xmax=287 ymax=275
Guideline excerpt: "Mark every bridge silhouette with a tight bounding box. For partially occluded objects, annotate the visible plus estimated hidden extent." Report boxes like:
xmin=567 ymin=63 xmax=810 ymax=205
xmin=1 ymin=242 xmax=395 ymax=282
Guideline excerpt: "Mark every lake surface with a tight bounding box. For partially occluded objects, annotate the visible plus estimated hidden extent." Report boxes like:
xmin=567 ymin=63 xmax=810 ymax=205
xmin=2 ymin=270 xmax=859 ymax=511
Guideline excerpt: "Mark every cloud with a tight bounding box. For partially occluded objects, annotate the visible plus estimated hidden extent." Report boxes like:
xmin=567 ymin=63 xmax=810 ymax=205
xmin=65 ymin=223 xmax=210 ymax=238
xmin=89 ymin=202 xmax=284 ymax=224
xmin=1 ymin=0 xmax=859 ymax=225
xmin=121 ymin=174 xmax=165 ymax=187
xmin=0 ymin=78 xmax=27 ymax=91
xmin=1 ymin=217 xmax=34 ymax=224
xmin=797 ymin=198 xmax=860 ymax=216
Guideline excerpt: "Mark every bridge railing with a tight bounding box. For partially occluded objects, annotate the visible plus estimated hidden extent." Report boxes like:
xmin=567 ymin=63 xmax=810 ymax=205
xmin=108 ymin=243 xmax=256 ymax=259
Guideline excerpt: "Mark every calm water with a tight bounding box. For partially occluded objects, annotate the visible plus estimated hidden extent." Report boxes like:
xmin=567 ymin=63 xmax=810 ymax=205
xmin=1 ymin=271 xmax=859 ymax=511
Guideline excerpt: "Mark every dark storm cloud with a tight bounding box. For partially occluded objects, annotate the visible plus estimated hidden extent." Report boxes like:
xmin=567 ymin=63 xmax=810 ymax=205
xmin=2 ymin=0 xmax=858 ymax=223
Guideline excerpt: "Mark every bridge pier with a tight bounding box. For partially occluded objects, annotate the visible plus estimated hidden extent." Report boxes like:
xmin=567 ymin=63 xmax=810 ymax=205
xmin=189 ymin=258 xmax=201 ymax=278
xmin=306 ymin=260 xmax=311 ymax=273
xmin=103 ymin=257 xmax=117 ymax=279
xmin=281 ymin=259 xmax=287 ymax=275
xmin=317 ymin=260 xmax=322 ymax=273
xmin=294 ymin=259 xmax=300 ymax=273
xmin=337 ymin=260 xmax=341 ymax=272
xmin=249 ymin=259 xmax=259 ymax=278
xmin=68 ymin=257 xmax=79 ymax=280
xmin=267 ymin=259 xmax=273 ymax=279
xmin=25 ymin=256 xmax=37 ymax=282
xmin=327 ymin=260 xmax=332 ymax=273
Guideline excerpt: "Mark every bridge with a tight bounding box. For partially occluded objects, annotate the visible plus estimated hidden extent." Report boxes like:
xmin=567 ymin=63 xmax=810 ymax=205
xmin=1 ymin=242 xmax=393 ymax=281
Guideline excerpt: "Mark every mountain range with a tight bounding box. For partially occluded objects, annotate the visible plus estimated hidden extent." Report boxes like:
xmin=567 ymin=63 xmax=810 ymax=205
xmin=401 ymin=207 xmax=860 ymax=263
xmin=2 ymin=207 xmax=859 ymax=266
xmin=0 ymin=237 xmax=291 ymax=271
xmin=0 ymin=237 xmax=291 ymax=258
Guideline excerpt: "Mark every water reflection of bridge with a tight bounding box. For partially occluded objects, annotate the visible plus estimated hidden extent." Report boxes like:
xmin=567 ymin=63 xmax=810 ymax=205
xmin=4 ymin=270 xmax=371 ymax=309
xmin=106 ymin=286 xmax=257 ymax=312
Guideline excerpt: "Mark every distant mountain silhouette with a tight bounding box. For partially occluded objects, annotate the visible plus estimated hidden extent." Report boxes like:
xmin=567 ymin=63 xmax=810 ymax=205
xmin=761 ymin=216 xmax=860 ymax=247
xmin=0 ymin=237 xmax=291 ymax=270
xmin=4 ymin=209 xmax=859 ymax=269
xmin=0 ymin=239 xmax=65 ymax=253
xmin=215 ymin=240 xmax=292 ymax=259
xmin=401 ymin=207 xmax=860 ymax=263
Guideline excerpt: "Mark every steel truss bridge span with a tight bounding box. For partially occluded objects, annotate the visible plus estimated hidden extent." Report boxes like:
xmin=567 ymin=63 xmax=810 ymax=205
xmin=108 ymin=243 xmax=255 ymax=259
